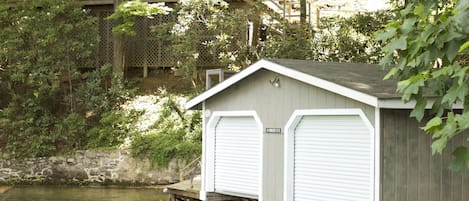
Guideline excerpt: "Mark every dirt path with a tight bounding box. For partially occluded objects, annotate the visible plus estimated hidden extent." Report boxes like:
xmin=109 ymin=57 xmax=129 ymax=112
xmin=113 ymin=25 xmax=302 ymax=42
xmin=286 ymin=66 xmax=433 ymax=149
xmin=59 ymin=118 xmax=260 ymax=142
xmin=0 ymin=186 xmax=13 ymax=193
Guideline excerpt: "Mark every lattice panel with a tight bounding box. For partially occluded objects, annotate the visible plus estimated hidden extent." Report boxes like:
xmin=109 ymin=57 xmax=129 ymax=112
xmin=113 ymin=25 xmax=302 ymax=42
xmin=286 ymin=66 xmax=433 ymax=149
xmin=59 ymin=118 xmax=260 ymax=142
xmin=197 ymin=41 xmax=219 ymax=67
xmin=99 ymin=11 xmax=114 ymax=67
xmin=125 ymin=15 xmax=179 ymax=68
xmin=88 ymin=6 xmax=246 ymax=69
xmin=88 ymin=7 xmax=114 ymax=68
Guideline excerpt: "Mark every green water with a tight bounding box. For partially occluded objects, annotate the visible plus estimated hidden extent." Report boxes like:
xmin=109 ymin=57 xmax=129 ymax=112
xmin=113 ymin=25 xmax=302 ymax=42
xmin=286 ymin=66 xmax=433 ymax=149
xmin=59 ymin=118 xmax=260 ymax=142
xmin=0 ymin=186 xmax=169 ymax=201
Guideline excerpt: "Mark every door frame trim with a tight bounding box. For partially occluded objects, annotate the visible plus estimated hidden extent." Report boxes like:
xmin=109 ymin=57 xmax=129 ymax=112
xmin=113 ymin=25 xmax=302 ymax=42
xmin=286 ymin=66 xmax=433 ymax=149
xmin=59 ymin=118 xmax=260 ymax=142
xmin=205 ymin=110 xmax=264 ymax=201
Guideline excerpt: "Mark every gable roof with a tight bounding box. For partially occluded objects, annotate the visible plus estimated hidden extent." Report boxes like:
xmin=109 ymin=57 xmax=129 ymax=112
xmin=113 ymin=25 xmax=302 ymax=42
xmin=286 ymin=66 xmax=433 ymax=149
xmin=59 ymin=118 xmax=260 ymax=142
xmin=185 ymin=59 xmax=422 ymax=110
xmin=270 ymin=59 xmax=400 ymax=99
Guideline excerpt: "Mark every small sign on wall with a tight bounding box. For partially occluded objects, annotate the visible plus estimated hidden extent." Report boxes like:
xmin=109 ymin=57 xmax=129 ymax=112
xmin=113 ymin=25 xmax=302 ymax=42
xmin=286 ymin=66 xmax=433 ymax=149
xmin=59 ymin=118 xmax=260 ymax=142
xmin=265 ymin=128 xmax=282 ymax=134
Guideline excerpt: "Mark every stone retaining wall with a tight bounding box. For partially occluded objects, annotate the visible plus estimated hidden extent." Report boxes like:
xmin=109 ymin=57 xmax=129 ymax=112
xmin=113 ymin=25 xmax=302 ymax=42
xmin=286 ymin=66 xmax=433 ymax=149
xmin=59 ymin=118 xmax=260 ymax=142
xmin=0 ymin=150 xmax=181 ymax=185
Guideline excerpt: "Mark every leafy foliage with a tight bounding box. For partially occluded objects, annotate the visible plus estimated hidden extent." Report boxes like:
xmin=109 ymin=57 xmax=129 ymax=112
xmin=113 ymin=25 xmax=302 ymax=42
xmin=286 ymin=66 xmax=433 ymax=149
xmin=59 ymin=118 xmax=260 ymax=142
xmin=261 ymin=11 xmax=394 ymax=64
xmin=107 ymin=0 xmax=172 ymax=36
xmin=0 ymin=1 xmax=138 ymax=158
xmin=377 ymin=0 xmax=469 ymax=172
xmin=152 ymin=0 xmax=259 ymax=91
xmin=155 ymin=1 xmax=393 ymax=91
xmin=130 ymin=90 xmax=202 ymax=167
xmin=0 ymin=0 xmax=98 ymax=157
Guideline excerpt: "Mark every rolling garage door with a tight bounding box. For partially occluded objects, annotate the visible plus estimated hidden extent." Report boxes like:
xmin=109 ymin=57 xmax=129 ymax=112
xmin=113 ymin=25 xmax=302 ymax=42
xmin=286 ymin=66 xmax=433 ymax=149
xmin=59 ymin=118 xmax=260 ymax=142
xmin=293 ymin=115 xmax=373 ymax=201
xmin=214 ymin=116 xmax=260 ymax=197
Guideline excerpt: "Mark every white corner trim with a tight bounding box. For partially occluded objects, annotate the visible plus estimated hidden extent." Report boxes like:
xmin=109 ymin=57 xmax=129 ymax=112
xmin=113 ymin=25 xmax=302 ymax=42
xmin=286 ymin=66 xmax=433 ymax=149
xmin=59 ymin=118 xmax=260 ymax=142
xmin=185 ymin=59 xmax=380 ymax=110
xmin=283 ymin=108 xmax=375 ymax=201
xmin=374 ymin=107 xmax=381 ymax=201
xmin=205 ymin=110 xmax=264 ymax=201
xmin=199 ymin=191 xmax=207 ymax=200
xmin=200 ymin=102 xmax=207 ymax=200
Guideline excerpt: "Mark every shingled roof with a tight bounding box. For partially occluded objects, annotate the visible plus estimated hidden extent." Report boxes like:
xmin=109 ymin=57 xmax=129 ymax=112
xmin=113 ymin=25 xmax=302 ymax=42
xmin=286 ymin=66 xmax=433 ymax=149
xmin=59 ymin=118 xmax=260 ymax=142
xmin=268 ymin=59 xmax=399 ymax=99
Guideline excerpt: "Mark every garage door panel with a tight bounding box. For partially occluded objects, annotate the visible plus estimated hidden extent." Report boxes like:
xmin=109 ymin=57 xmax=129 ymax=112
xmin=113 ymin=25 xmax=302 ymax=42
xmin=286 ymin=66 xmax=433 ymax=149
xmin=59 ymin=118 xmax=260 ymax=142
xmin=214 ymin=116 xmax=260 ymax=197
xmin=293 ymin=115 xmax=373 ymax=201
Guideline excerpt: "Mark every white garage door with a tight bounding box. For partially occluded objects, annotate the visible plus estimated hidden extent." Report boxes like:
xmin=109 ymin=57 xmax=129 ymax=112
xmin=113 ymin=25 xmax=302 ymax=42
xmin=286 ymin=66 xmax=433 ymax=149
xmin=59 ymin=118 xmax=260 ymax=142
xmin=294 ymin=115 xmax=373 ymax=201
xmin=214 ymin=116 xmax=260 ymax=197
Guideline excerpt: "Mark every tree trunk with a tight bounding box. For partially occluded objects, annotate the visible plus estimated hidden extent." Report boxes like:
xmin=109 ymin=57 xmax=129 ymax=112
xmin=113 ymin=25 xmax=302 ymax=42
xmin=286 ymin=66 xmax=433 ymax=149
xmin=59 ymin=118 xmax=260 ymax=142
xmin=112 ymin=0 xmax=125 ymax=80
xmin=300 ymin=0 xmax=307 ymax=24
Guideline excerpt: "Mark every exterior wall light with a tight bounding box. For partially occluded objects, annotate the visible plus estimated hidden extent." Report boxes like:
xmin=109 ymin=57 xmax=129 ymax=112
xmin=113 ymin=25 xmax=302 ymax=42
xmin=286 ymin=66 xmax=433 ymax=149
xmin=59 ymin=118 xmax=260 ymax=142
xmin=270 ymin=76 xmax=280 ymax=88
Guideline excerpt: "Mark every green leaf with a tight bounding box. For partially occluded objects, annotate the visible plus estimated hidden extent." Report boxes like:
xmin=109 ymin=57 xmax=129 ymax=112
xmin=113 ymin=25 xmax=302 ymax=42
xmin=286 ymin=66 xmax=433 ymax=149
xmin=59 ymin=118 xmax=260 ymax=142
xmin=442 ymin=83 xmax=468 ymax=105
xmin=459 ymin=41 xmax=469 ymax=52
xmin=410 ymin=96 xmax=426 ymax=121
xmin=456 ymin=112 xmax=469 ymax=130
xmin=413 ymin=3 xmax=425 ymax=16
xmin=400 ymin=3 xmax=414 ymax=16
xmin=452 ymin=65 xmax=466 ymax=85
xmin=384 ymin=67 xmax=399 ymax=80
xmin=398 ymin=74 xmax=424 ymax=102
xmin=400 ymin=17 xmax=416 ymax=34
xmin=446 ymin=40 xmax=460 ymax=62
xmin=449 ymin=146 xmax=469 ymax=173
xmin=379 ymin=54 xmax=394 ymax=67
xmin=432 ymin=65 xmax=454 ymax=78
xmin=384 ymin=36 xmax=408 ymax=51
xmin=432 ymin=137 xmax=449 ymax=155
xmin=376 ymin=27 xmax=397 ymax=42
xmin=432 ymin=112 xmax=457 ymax=140
xmin=422 ymin=117 xmax=442 ymax=132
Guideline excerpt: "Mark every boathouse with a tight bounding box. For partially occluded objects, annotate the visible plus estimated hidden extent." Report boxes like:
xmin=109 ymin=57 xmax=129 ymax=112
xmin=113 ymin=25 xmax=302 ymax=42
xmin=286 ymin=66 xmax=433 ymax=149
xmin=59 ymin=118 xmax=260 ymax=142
xmin=186 ymin=59 xmax=469 ymax=201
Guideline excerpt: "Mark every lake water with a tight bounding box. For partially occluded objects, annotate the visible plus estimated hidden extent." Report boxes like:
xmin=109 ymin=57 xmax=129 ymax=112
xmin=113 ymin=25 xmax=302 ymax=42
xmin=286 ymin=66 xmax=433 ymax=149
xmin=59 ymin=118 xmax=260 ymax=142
xmin=0 ymin=186 xmax=169 ymax=201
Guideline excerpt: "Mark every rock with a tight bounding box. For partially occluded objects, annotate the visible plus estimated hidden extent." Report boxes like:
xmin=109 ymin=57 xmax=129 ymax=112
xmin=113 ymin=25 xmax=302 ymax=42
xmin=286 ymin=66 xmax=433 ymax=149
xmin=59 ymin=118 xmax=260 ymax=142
xmin=0 ymin=149 xmax=184 ymax=185
xmin=51 ymin=166 xmax=87 ymax=180
xmin=66 ymin=158 xmax=75 ymax=164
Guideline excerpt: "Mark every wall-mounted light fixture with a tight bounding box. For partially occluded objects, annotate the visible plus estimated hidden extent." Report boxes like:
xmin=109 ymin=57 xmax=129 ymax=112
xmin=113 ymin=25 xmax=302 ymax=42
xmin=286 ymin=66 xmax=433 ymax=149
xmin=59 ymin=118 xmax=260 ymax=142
xmin=270 ymin=76 xmax=280 ymax=88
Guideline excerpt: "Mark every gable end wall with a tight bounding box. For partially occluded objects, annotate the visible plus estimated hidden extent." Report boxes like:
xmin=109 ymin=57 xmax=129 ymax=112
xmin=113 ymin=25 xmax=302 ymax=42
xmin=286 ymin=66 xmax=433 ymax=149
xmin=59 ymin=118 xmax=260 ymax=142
xmin=205 ymin=70 xmax=375 ymax=201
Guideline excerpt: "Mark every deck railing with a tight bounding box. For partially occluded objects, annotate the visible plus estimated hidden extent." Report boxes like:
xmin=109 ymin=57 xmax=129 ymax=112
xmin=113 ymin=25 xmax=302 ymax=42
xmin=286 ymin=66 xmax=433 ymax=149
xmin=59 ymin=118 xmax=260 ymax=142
xmin=179 ymin=155 xmax=201 ymax=189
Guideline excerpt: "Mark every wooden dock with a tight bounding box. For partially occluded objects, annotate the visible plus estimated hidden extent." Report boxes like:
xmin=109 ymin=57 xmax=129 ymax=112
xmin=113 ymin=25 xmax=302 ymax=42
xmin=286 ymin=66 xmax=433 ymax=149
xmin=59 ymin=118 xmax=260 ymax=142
xmin=165 ymin=178 xmax=255 ymax=201
xmin=165 ymin=179 xmax=200 ymax=201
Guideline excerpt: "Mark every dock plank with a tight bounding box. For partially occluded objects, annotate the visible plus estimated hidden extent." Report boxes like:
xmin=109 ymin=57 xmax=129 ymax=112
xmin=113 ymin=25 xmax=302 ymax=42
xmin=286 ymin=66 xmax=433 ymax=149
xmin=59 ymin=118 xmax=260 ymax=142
xmin=166 ymin=179 xmax=200 ymax=200
xmin=0 ymin=186 xmax=12 ymax=193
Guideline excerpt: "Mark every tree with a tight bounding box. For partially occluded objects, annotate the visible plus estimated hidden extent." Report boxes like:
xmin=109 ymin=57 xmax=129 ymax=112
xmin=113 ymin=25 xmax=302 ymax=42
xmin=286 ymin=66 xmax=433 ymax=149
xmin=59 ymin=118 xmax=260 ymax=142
xmin=261 ymin=11 xmax=394 ymax=64
xmin=161 ymin=0 xmax=257 ymax=92
xmin=377 ymin=0 xmax=469 ymax=172
xmin=300 ymin=0 xmax=307 ymax=24
xmin=106 ymin=0 xmax=172 ymax=79
xmin=0 ymin=0 xmax=99 ymax=157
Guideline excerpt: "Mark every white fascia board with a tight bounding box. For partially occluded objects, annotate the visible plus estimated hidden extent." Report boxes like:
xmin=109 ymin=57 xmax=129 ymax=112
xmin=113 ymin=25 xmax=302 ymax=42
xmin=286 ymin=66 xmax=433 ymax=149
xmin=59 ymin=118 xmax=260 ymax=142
xmin=186 ymin=59 xmax=381 ymax=109
xmin=260 ymin=60 xmax=379 ymax=107
xmin=378 ymin=99 xmax=464 ymax=109
xmin=185 ymin=60 xmax=266 ymax=110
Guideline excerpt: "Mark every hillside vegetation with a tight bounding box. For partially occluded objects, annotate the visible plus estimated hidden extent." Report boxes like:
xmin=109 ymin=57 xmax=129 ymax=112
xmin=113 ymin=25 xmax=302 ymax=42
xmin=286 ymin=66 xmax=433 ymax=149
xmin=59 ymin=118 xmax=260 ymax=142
xmin=0 ymin=0 xmax=392 ymax=166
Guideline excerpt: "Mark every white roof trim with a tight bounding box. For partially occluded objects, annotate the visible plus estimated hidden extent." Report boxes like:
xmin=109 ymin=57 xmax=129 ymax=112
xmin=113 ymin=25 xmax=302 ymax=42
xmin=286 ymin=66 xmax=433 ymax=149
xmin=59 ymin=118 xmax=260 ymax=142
xmin=186 ymin=59 xmax=380 ymax=109
xmin=261 ymin=60 xmax=379 ymax=107
xmin=378 ymin=99 xmax=464 ymax=109
xmin=185 ymin=61 xmax=264 ymax=109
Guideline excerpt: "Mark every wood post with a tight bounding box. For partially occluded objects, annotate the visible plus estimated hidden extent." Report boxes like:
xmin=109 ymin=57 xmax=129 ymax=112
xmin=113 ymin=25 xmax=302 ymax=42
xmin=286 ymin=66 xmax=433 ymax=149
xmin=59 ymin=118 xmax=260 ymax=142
xmin=300 ymin=0 xmax=307 ymax=24
xmin=112 ymin=0 xmax=125 ymax=79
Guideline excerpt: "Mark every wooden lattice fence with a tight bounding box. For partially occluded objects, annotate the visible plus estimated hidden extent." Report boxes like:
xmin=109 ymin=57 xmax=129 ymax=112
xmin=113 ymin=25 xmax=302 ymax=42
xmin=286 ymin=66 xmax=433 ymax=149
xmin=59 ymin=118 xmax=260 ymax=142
xmin=87 ymin=5 xmax=226 ymax=69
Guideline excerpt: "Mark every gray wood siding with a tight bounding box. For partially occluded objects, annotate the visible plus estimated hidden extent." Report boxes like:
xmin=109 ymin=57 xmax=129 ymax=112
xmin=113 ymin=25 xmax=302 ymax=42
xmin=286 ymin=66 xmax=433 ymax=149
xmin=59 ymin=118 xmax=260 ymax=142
xmin=205 ymin=70 xmax=375 ymax=201
xmin=380 ymin=109 xmax=469 ymax=201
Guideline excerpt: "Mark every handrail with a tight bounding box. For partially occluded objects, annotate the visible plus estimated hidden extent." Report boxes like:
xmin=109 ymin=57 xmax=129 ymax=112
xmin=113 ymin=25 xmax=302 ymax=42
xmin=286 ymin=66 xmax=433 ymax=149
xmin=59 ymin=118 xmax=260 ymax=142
xmin=179 ymin=155 xmax=201 ymax=188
